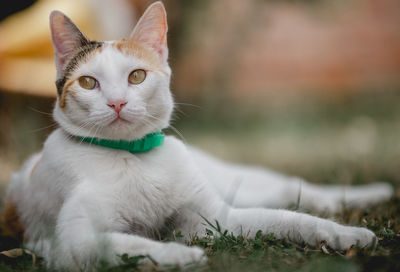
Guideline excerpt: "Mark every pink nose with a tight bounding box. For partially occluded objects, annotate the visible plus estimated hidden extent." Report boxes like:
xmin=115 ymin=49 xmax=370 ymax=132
xmin=107 ymin=100 xmax=127 ymax=114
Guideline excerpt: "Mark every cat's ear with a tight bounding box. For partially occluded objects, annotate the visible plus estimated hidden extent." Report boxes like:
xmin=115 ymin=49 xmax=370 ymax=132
xmin=129 ymin=1 xmax=168 ymax=63
xmin=49 ymin=11 xmax=89 ymax=75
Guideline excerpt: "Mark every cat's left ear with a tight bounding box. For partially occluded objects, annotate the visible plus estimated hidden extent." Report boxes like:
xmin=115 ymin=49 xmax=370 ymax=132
xmin=49 ymin=11 xmax=90 ymax=77
xmin=129 ymin=1 xmax=168 ymax=63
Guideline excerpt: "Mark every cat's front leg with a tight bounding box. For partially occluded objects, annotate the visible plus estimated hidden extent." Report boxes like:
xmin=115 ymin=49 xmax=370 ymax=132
xmin=103 ymin=232 xmax=206 ymax=268
xmin=187 ymin=191 xmax=376 ymax=251
xmin=224 ymin=207 xmax=377 ymax=251
xmin=50 ymin=194 xmax=205 ymax=270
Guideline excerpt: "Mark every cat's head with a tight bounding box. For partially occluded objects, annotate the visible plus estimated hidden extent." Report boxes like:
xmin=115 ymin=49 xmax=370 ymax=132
xmin=49 ymin=1 xmax=173 ymax=140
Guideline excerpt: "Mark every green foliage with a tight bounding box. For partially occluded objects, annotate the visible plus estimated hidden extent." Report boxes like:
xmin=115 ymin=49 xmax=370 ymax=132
xmin=1 ymin=197 xmax=400 ymax=271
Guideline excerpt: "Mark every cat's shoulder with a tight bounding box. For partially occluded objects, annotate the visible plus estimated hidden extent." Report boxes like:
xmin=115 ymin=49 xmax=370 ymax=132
xmin=43 ymin=128 xmax=69 ymax=146
xmin=163 ymin=135 xmax=186 ymax=148
xmin=41 ymin=128 xmax=79 ymax=157
xmin=141 ymin=135 xmax=187 ymax=164
xmin=161 ymin=135 xmax=191 ymax=156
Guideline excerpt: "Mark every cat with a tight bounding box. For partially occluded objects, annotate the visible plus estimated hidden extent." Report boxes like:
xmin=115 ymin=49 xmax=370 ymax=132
xmin=1 ymin=1 xmax=394 ymax=271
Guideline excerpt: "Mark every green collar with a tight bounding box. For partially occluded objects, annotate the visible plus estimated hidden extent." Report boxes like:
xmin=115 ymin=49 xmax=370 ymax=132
xmin=75 ymin=131 xmax=165 ymax=153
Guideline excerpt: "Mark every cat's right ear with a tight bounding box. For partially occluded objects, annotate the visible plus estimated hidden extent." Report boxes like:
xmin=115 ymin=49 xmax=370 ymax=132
xmin=129 ymin=2 xmax=168 ymax=63
xmin=49 ymin=11 xmax=89 ymax=76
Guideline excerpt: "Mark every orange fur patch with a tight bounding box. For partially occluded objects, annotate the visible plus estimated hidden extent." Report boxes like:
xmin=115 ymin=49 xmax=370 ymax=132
xmin=59 ymin=80 xmax=75 ymax=109
xmin=1 ymin=200 xmax=25 ymax=241
xmin=112 ymin=40 xmax=161 ymax=70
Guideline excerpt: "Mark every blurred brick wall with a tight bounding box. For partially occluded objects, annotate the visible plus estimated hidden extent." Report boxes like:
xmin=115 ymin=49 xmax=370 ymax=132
xmin=1 ymin=0 xmax=399 ymax=100
xmin=172 ymin=0 xmax=400 ymax=100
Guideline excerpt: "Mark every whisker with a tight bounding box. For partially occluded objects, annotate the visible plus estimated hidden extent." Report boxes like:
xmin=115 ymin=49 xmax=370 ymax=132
xmin=172 ymin=107 xmax=187 ymax=118
xmin=89 ymin=124 xmax=102 ymax=147
xmin=63 ymin=120 xmax=93 ymax=142
xmin=174 ymin=102 xmax=202 ymax=109
xmin=28 ymin=107 xmax=54 ymax=116
xmin=28 ymin=122 xmax=58 ymax=133
xmin=145 ymin=113 xmax=187 ymax=144
xmin=140 ymin=118 xmax=161 ymax=133
xmin=166 ymin=125 xmax=187 ymax=144
xmin=77 ymin=122 xmax=100 ymax=147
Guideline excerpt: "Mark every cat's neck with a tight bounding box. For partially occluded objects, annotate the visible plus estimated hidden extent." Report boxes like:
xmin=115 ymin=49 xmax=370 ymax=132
xmin=74 ymin=131 xmax=165 ymax=153
xmin=60 ymin=128 xmax=165 ymax=153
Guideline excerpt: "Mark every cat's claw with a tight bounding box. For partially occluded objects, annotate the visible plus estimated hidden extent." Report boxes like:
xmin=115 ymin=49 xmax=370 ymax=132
xmin=148 ymin=242 xmax=206 ymax=267
xmin=316 ymin=226 xmax=377 ymax=251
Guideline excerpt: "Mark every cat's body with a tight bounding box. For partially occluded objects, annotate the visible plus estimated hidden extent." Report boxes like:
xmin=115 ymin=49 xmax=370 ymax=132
xmin=7 ymin=130 xmax=208 ymax=266
xmin=2 ymin=2 xmax=393 ymax=270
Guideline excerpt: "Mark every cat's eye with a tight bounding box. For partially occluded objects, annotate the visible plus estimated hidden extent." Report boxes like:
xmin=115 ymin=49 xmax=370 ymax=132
xmin=78 ymin=76 xmax=98 ymax=90
xmin=128 ymin=69 xmax=146 ymax=84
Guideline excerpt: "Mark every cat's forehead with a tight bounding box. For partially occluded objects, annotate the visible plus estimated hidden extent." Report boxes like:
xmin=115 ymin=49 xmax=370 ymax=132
xmin=79 ymin=40 xmax=161 ymax=71
xmin=110 ymin=39 xmax=160 ymax=65
xmin=77 ymin=41 xmax=159 ymax=74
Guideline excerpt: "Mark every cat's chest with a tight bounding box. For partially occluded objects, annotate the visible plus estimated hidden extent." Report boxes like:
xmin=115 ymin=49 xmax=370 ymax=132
xmin=72 ymin=144 xmax=186 ymax=234
xmin=81 ymin=152 xmax=165 ymax=185
xmin=45 ymin=131 xmax=193 ymax=235
xmin=79 ymin=149 xmax=179 ymax=200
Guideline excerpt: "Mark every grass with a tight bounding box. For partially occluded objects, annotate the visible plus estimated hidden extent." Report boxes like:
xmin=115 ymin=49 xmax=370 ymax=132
xmin=1 ymin=197 xmax=400 ymax=272
xmin=1 ymin=89 xmax=400 ymax=271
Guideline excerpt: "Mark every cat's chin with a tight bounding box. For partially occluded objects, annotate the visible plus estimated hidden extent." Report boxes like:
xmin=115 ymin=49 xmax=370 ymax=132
xmin=108 ymin=117 xmax=132 ymax=126
xmin=58 ymin=118 xmax=164 ymax=141
xmin=101 ymin=116 xmax=168 ymax=140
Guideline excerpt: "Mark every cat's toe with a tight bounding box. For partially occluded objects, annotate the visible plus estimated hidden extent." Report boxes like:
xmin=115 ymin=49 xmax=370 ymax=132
xmin=330 ymin=227 xmax=377 ymax=251
xmin=149 ymin=242 xmax=206 ymax=267
xmin=354 ymin=227 xmax=377 ymax=249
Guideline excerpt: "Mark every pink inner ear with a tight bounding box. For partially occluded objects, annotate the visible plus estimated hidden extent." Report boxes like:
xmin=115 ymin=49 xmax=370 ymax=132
xmin=130 ymin=2 xmax=168 ymax=62
xmin=50 ymin=11 xmax=88 ymax=72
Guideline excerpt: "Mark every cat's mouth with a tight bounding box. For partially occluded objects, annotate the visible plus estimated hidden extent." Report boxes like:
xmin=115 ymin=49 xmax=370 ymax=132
xmin=109 ymin=116 xmax=131 ymax=126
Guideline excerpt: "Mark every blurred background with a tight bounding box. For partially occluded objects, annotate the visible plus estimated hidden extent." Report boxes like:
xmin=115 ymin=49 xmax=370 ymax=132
xmin=1 ymin=0 xmax=400 ymax=197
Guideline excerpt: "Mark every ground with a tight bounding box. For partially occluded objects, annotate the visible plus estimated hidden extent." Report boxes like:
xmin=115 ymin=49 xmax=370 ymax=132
xmin=0 ymin=89 xmax=399 ymax=271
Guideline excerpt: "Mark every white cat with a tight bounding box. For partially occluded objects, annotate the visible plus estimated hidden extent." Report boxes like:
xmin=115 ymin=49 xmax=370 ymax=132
xmin=2 ymin=2 xmax=393 ymax=271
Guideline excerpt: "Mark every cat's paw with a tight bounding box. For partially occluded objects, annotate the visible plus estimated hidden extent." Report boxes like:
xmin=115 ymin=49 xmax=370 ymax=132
xmin=316 ymin=225 xmax=377 ymax=251
xmin=148 ymin=242 xmax=206 ymax=267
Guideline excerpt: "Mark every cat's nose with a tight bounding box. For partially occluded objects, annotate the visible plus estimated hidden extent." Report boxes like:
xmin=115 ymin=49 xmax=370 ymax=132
xmin=107 ymin=100 xmax=127 ymax=114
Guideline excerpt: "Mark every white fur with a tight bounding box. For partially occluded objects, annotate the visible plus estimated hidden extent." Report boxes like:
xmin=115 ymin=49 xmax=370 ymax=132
xmin=4 ymin=2 xmax=393 ymax=271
